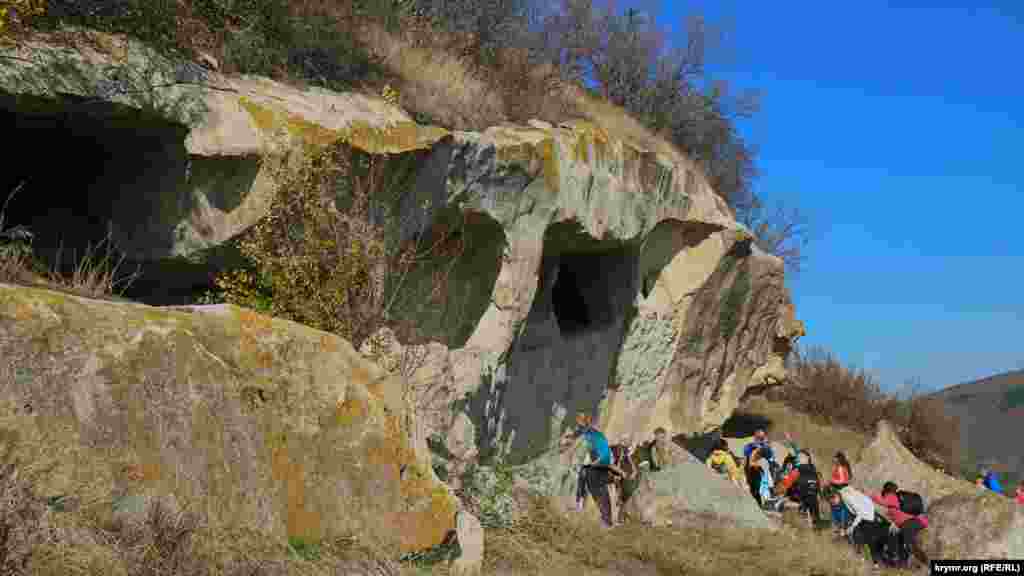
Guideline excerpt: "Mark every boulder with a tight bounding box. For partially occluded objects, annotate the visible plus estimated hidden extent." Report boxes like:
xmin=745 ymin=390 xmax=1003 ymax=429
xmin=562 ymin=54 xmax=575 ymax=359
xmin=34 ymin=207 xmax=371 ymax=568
xmin=516 ymin=439 xmax=775 ymax=531
xmin=622 ymin=442 xmax=777 ymax=531
xmin=852 ymin=420 xmax=1024 ymax=559
xmin=853 ymin=420 xmax=970 ymax=503
xmin=449 ymin=511 xmax=484 ymax=576
xmin=0 ymin=283 xmax=456 ymax=554
xmin=919 ymin=490 xmax=1023 ymax=560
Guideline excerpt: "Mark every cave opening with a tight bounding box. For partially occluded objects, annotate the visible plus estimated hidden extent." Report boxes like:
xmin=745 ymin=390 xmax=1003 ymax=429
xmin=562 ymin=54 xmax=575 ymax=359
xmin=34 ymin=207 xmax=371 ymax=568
xmin=0 ymin=94 xmax=194 ymax=300
xmin=551 ymin=257 xmax=592 ymax=335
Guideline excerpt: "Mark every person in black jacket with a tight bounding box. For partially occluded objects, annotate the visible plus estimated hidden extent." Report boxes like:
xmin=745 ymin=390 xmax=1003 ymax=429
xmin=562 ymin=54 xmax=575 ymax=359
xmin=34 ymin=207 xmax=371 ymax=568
xmin=794 ymin=450 xmax=822 ymax=526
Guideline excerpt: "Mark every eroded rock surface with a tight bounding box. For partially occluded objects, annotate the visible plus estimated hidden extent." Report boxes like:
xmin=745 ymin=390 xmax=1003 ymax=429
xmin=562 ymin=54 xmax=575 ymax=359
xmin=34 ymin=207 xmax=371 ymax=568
xmin=0 ymin=283 xmax=456 ymax=554
xmin=0 ymin=30 xmax=804 ymax=473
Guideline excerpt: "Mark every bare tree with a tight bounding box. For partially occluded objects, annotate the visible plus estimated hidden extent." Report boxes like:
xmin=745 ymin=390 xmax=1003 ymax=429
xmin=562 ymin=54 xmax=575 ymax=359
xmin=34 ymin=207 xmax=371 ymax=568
xmin=739 ymin=196 xmax=809 ymax=274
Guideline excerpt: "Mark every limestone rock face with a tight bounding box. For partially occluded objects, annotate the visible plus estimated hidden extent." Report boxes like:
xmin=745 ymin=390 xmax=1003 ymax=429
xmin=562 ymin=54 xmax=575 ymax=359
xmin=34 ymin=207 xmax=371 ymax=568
xmin=0 ymin=30 xmax=804 ymax=470
xmin=0 ymin=283 xmax=456 ymax=554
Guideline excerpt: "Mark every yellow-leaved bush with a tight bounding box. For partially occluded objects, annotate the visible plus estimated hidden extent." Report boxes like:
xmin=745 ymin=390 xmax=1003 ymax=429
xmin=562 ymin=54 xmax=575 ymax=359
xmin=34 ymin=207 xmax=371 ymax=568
xmin=205 ymin=139 xmax=464 ymax=354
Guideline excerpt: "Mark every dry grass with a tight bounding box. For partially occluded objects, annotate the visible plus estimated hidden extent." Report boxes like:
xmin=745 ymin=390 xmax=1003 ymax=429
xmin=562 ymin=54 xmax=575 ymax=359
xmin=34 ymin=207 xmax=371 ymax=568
xmin=1 ymin=184 xmax=139 ymax=300
xmin=485 ymin=496 xmax=874 ymax=576
xmin=736 ymin=397 xmax=872 ymax=465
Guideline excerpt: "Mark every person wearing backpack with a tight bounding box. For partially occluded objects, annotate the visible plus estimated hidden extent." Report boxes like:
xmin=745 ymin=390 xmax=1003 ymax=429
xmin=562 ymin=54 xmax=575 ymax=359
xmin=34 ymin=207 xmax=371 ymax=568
xmin=871 ymin=481 xmax=929 ymax=568
xmin=568 ymin=413 xmax=617 ymax=527
xmin=634 ymin=427 xmax=669 ymax=474
xmin=790 ymin=450 xmax=822 ymax=525
xmin=707 ymin=438 xmax=744 ymax=488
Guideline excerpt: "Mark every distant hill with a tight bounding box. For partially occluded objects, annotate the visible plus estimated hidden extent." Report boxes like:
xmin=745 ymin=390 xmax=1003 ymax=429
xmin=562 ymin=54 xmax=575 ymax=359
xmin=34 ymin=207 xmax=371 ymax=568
xmin=931 ymin=369 xmax=1024 ymax=488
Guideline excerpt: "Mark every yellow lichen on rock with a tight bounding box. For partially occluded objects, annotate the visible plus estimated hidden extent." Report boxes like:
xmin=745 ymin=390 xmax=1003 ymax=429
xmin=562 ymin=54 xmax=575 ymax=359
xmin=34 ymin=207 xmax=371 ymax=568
xmin=238 ymin=96 xmax=448 ymax=155
xmin=0 ymin=283 xmax=457 ymax=556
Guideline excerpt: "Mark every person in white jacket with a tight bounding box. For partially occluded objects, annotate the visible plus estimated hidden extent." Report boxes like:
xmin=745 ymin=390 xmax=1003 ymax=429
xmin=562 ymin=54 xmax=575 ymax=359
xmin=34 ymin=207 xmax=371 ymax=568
xmin=834 ymin=486 xmax=888 ymax=566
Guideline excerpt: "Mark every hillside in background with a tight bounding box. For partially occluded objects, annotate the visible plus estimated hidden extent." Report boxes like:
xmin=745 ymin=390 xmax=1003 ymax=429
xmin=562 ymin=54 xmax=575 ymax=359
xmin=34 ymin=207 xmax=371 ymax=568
xmin=931 ymin=369 xmax=1024 ymax=487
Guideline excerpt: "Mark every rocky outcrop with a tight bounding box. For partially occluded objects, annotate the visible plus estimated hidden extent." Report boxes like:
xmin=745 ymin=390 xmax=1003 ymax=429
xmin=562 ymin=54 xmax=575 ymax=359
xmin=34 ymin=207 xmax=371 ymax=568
xmin=919 ymin=490 xmax=1023 ymax=560
xmin=852 ymin=420 xmax=1023 ymax=559
xmin=0 ymin=30 xmax=803 ymax=472
xmin=622 ymin=442 xmax=777 ymax=531
xmin=0 ymin=283 xmax=456 ymax=554
xmin=853 ymin=421 xmax=970 ymax=504
xmin=515 ymin=438 xmax=775 ymax=531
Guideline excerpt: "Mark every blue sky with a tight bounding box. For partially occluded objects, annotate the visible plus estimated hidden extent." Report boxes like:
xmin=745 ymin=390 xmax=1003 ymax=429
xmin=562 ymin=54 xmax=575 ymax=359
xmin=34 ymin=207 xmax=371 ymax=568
xmin=656 ymin=1 xmax=1024 ymax=391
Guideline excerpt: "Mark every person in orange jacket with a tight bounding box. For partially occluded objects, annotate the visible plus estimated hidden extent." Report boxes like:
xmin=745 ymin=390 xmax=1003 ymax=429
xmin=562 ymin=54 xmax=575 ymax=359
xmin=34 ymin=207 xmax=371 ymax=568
xmin=824 ymin=451 xmax=853 ymax=533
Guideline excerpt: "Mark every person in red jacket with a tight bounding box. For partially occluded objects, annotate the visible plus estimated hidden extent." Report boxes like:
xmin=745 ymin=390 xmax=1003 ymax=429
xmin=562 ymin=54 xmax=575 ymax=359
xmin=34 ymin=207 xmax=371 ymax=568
xmin=870 ymin=481 xmax=929 ymax=568
xmin=1016 ymin=480 xmax=1024 ymax=505
xmin=824 ymin=451 xmax=853 ymax=533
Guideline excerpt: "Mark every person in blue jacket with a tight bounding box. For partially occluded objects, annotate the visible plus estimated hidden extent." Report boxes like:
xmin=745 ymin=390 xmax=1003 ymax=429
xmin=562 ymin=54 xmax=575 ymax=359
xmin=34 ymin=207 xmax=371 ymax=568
xmin=979 ymin=467 xmax=1004 ymax=495
xmin=569 ymin=412 xmax=616 ymax=527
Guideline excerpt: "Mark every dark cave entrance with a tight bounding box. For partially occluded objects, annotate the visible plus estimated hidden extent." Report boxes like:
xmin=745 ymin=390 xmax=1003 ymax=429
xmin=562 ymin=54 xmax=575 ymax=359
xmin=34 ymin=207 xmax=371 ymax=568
xmin=551 ymin=257 xmax=592 ymax=335
xmin=0 ymin=93 xmax=228 ymax=303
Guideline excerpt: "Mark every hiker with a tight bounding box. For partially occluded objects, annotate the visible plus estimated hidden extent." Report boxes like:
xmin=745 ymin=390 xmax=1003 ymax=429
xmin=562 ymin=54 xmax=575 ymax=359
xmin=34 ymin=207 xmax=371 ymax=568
xmin=707 ymin=438 xmax=744 ymax=489
xmin=824 ymin=451 xmax=853 ymax=532
xmin=635 ymin=427 xmax=669 ymax=473
xmin=568 ymin=413 xmax=617 ymax=527
xmin=748 ymin=447 xmax=782 ymax=511
xmin=870 ymin=481 xmax=929 ymax=569
xmin=833 ymin=486 xmax=888 ymax=567
xmin=777 ymin=431 xmax=803 ymax=493
xmin=775 ymin=449 xmax=821 ymax=523
xmin=743 ymin=429 xmax=776 ymax=505
xmin=610 ymin=435 xmax=639 ymax=521
xmin=979 ymin=467 xmax=1004 ymax=495
xmin=1015 ymin=481 xmax=1024 ymax=505
xmin=793 ymin=450 xmax=822 ymax=525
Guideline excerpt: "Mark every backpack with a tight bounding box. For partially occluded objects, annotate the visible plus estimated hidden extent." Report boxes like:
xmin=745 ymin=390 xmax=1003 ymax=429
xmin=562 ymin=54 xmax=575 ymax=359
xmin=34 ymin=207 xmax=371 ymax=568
xmin=636 ymin=440 xmax=662 ymax=471
xmin=611 ymin=444 xmax=635 ymax=477
xmin=795 ymin=463 xmax=820 ymax=497
xmin=896 ymin=490 xmax=924 ymax=516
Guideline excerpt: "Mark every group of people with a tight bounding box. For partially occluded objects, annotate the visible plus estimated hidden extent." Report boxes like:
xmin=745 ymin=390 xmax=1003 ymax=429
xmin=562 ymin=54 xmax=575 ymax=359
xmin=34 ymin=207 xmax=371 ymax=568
xmin=564 ymin=413 xmax=1022 ymax=570
xmin=561 ymin=413 xmax=670 ymax=528
xmin=722 ymin=427 xmax=932 ymax=570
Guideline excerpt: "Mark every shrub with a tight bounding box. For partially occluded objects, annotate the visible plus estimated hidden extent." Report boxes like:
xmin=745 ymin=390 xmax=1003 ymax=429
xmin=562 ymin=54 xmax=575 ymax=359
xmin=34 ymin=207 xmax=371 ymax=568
xmin=458 ymin=464 xmax=519 ymax=530
xmin=777 ymin=346 xmax=961 ymax=472
xmin=208 ymin=135 xmax=462 ymax=351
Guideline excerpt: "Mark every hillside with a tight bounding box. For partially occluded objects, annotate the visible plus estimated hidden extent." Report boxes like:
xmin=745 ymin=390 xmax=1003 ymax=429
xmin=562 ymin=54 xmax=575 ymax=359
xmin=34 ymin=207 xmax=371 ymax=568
xmin=931 ymin=369 xmax=1024 ymax=487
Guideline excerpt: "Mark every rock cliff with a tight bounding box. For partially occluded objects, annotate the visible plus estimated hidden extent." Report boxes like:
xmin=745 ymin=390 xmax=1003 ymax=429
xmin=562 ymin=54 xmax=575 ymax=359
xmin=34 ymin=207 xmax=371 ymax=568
xmin=0 ymin=283 xmax=456 ymax=554
xmin=0 ymin=30 xmax=803 ymax=473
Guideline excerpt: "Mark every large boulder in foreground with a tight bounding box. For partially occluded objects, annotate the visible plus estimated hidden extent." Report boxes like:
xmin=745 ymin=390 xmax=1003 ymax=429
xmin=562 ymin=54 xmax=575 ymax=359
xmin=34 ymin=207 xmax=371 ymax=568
xmin=516 ymin=439 xmax=775 ymax=531
xmin=919 ymin=490 xmax=1023 ymax=560
xmin=621 ymin=442 xmax=777 ymax=531
xmin=0 ymin=283 xmax=456 ymax=554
